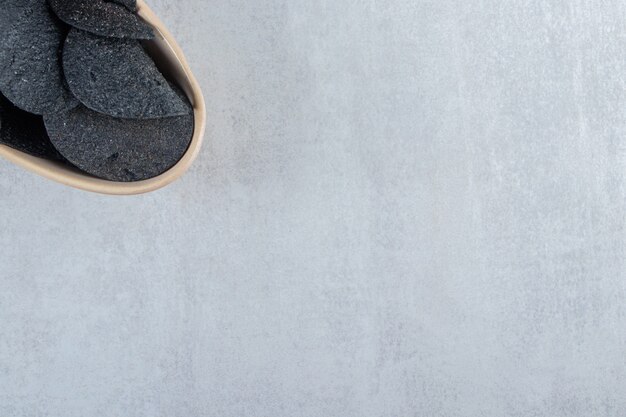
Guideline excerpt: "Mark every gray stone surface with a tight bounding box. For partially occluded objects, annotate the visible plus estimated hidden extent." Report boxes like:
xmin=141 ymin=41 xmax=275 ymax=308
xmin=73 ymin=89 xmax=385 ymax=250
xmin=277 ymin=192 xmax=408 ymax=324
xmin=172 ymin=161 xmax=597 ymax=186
xmin=0 ymin=0 xmax=625 ymax=416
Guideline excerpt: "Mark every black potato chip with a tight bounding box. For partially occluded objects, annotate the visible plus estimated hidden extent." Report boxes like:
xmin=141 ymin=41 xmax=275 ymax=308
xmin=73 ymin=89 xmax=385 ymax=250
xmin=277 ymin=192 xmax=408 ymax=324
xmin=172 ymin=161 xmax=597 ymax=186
xmin=48 ymin=0 xmax=153 ymax=39
xmin=0 ymin=0 xmax=70 ymax=115
xmin=44 ymin=100 xmax=194 ymax=182
xmin=63 ymin=29 xmax=188 ymax=119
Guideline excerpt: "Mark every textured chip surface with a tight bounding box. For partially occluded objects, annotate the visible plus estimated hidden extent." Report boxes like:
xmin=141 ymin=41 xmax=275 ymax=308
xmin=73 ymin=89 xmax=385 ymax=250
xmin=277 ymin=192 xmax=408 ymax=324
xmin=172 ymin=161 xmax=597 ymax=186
xmin=0 ymin=94 xmax=64 ymax=160
xmin=44 ymin=98 xmax=194 ymax=182
xmin=0 ymin=0 xmax=24 ymax=37
xmin=109 ymin=0 xmax=137 ymax=11
xmin=0 ymin=0 xmax=70 ymax=115
xmin=48 ymin=0 xmax=153 ymax=39
xmin=63 ymin=29 xmax=188 ymax=119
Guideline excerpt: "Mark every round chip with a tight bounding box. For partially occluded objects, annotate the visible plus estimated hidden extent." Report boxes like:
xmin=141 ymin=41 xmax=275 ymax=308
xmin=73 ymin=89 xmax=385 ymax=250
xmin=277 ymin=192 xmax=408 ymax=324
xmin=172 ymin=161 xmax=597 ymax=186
xmin=48 ymin=0 xmax=153 ymax=39
xmin=44 ymin=102 xmax=194 ymax=182
xmin=0 ymin=0 xmax=69 ymax=115
xmin=63 ymin=29 xmax=189 ymax=119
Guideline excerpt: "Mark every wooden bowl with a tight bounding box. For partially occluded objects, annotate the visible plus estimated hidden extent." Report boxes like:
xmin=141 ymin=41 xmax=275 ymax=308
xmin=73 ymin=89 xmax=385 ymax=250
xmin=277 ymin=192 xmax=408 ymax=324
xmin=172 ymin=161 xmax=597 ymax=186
xmin=0 ymin=0 xmax=206 ymax=195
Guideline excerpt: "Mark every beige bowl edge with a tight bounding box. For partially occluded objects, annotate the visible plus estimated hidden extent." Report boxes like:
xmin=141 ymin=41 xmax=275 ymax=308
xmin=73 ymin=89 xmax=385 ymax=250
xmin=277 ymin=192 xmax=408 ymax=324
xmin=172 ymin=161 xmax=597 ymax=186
xmin=0 ymin=0 xmax=207 ymax=196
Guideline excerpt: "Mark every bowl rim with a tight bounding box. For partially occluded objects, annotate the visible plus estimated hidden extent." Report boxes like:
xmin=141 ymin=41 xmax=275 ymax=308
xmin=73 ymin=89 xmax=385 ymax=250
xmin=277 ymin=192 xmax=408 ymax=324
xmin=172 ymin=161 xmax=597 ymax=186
xmin=0 ymin=0 xmax=207 ymax=196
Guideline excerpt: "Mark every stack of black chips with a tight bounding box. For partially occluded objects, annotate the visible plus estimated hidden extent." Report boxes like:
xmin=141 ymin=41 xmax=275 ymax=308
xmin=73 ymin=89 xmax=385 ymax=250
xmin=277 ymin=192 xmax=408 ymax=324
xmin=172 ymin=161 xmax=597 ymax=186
xmin=0 ymin=0 xmax=194 ymax=182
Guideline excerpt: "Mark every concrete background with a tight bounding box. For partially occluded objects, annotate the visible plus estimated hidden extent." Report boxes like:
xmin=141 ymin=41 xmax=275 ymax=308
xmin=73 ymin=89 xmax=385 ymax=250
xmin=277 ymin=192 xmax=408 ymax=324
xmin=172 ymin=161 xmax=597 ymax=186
xmin=1 ymin=1 xmax=625 ymax=416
